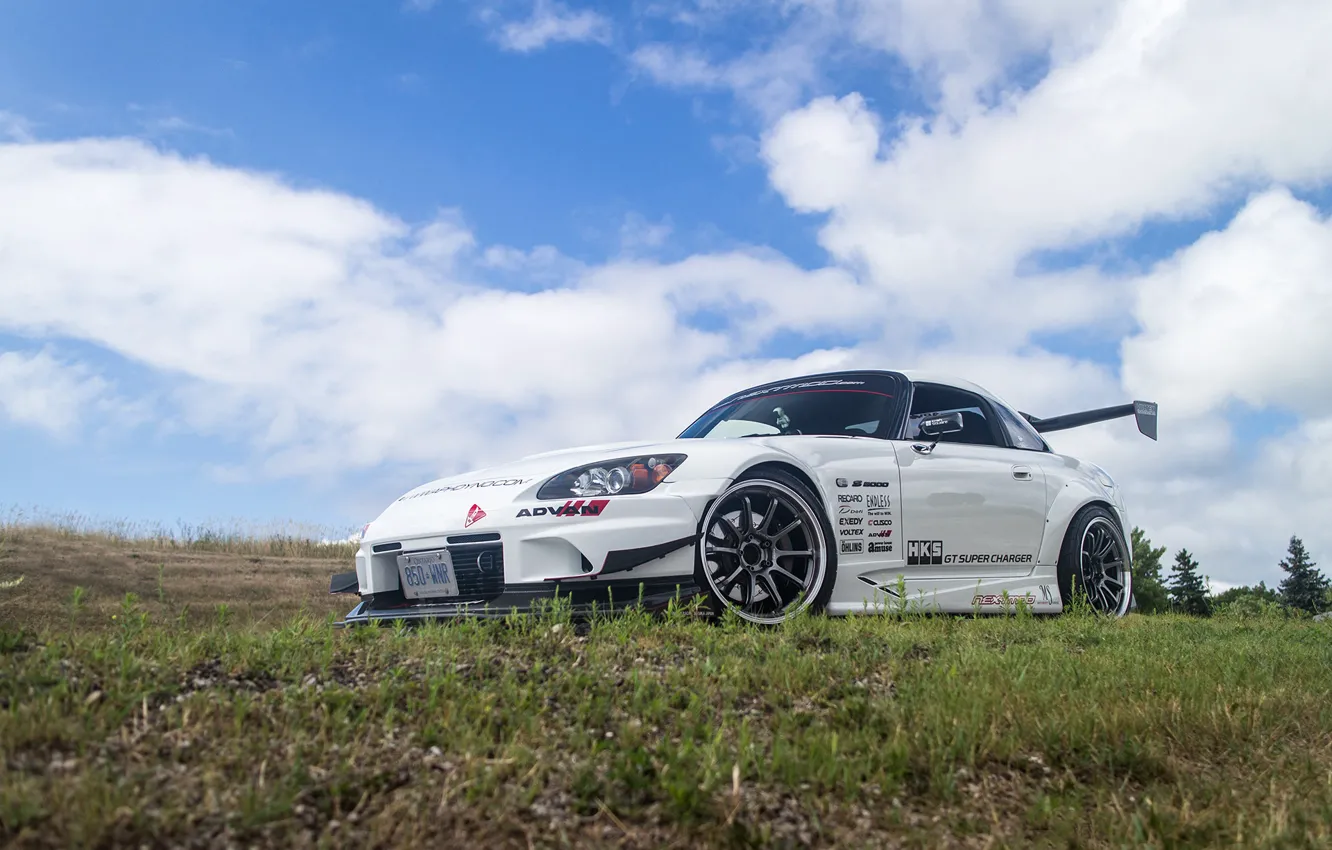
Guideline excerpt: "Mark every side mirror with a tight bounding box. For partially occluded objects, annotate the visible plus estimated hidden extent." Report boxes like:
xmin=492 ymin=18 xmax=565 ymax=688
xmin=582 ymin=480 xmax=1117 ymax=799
xmin=918 ymin=412 xmax=964 ymax=439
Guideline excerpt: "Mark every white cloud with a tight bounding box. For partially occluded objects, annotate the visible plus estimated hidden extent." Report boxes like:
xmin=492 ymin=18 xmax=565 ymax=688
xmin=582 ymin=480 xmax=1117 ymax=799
xmin=489 ymin=0 xmax=613 ymax=52
xmin=0 ymin=137 xmax=856 ymax=480
xmin=1123 ymin=189 xmax=1332 ymax=419
xmin=0 ymin=350 xmax=114 ymax=436
xmin=0 ymin=111 xmax=33 ymax=142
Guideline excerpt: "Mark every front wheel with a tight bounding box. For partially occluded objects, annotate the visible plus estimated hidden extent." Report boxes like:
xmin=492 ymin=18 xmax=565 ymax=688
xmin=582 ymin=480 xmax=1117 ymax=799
xmin=1057 ymin=505 xmax=1133 ymax=616
xmin=695 ymin=469 xmax=837 ymax=624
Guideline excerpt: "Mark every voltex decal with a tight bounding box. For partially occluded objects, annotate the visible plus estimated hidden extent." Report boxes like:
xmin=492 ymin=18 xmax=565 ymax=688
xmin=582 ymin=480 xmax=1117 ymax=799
xmin=839 ymin=528 xmax=864 ymax=537
xmin=464 ymin=504 xmax=487 ymax=528
xmin=515 ymin=499 xmax=609 ymax=518
xmin=907 ymin=540 xmax=944 ymax=566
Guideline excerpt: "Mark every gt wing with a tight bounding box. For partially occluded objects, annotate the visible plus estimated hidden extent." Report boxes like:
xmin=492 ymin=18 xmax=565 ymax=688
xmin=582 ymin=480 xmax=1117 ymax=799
xmin=1020 ymin=401 xmax=1158 ymax=440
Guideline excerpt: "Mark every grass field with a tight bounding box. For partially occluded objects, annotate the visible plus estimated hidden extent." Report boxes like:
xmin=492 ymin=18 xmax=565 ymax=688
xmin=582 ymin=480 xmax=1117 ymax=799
xmin=3 ymin=527 xmax=1332 ymax=848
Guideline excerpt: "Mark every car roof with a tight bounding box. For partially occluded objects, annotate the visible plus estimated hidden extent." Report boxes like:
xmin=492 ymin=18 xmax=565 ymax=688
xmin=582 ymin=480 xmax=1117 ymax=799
xmin=896 ymin=370 xmax=1000 ymax=401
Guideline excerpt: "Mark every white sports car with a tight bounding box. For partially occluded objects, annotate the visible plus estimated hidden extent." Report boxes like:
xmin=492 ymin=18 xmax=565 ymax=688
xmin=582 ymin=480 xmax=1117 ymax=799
xmin=332 ymin=370 xmax=1157 ymax=625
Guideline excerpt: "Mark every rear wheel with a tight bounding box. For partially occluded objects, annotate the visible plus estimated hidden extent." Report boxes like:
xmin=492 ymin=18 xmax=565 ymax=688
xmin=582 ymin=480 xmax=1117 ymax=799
xmin=1057 ymin=505 xmax=1132 ymax=616
xmin=695 ymin=469 xmax=836 ymax=624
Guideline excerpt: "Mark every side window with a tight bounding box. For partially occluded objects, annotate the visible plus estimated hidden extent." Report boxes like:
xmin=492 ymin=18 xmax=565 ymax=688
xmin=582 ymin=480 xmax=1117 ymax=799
xmin=993 ymin=403 xmax=1049 ymax=452
xmin=906 ymin=385 xmax=1003 ymax=447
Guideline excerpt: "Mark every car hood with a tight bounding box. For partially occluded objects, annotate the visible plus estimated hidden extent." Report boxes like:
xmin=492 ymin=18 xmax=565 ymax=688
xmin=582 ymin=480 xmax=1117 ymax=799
xmin=362 ymin=434 xmax=863 ymax=543
xmin=363 ymin=439 xmax=705 ymax=541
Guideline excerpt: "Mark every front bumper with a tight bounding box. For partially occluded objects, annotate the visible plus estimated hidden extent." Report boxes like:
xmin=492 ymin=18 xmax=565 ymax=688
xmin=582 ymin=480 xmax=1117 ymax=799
xmin=334 ymin=575 xmax=703 ymax=626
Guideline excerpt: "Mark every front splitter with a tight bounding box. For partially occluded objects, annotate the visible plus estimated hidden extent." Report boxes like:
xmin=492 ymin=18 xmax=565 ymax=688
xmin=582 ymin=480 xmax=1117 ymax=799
xmin=336 ymin=576 xmax=703 ymax=626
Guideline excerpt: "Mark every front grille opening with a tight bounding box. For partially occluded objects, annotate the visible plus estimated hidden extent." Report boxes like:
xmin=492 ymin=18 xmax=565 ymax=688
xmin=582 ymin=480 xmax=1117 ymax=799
xmin=372 ymin=542 xmax=403 ymax=554
xmin=447 ymin=532 xmax=501 ymax=544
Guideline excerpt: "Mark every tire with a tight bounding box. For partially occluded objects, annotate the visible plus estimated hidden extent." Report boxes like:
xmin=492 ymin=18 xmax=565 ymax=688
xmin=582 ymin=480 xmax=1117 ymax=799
xmin=1057 ymin=505 xmax=1133 ymax=617
xmin=694 ymin=467 xmax=838 ymax=624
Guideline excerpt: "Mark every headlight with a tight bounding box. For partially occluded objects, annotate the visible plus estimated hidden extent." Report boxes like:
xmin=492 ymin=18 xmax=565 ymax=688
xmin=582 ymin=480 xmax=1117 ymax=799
xmin=537 ymin=454 xmax=687 ymax=499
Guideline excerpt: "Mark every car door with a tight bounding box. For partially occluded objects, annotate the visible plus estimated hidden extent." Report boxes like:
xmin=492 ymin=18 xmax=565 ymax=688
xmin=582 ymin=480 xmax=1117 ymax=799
xmin=891 ymin=383 xmax=1048 ymax=576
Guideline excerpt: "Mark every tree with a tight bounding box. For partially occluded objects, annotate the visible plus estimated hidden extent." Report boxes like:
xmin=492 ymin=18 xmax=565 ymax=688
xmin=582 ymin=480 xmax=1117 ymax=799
xmin=1211 ymin=581 xmax=1281 ymax=608
xmin=1277 ymin=536 xmax=1330 ymax=615
xmin=1130 ymin=527 xmax=1169 ymax=613
xmin=1168 ymin=548 xmax=1210 ymax=616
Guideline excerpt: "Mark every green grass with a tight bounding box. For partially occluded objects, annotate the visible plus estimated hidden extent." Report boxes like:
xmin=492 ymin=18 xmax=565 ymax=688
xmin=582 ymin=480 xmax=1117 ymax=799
xmin=3 ymin=598 xmax=1331 ymax=848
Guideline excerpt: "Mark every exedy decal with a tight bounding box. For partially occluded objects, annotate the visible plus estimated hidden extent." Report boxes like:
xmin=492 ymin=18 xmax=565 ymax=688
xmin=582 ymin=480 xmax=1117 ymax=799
xmin=399 ymin=478 xmax=531 ymax=501
xmin=838 ymin=517 xmax=863 ymax=527
xmin=515 ymin=499 xmax=609 ymax=518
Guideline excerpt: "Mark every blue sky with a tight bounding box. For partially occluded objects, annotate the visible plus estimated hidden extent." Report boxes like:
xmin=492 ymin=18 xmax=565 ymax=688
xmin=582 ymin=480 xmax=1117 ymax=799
xmin=1 ymin=0 xmax=1330 ymax=584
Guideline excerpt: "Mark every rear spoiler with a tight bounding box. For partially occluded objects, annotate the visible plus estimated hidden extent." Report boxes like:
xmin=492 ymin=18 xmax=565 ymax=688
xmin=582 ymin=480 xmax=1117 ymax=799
xmin=1020 ymin=401 xmax=1158 ymax=440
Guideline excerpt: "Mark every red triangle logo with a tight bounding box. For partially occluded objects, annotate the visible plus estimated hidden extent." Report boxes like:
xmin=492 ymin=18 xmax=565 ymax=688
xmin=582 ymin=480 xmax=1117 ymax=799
xmin=465 ymin=504 xmax=486 ymax=528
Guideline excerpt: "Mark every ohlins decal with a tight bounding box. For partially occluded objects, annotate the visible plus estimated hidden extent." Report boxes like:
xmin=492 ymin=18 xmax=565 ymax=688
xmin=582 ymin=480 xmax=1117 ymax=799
xmin=515 ymin=499 xmax=609 ymax=518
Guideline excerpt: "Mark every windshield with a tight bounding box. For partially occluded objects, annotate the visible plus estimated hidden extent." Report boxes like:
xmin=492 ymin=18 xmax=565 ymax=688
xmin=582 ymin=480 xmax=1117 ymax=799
xmin=678 ymin=381 xmax=902 ymax=440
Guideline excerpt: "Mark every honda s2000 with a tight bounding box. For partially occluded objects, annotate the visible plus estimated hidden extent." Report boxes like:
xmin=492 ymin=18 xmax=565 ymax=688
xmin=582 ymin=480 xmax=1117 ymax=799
xmin=331 ymin=370 xmax=1157 ymax=625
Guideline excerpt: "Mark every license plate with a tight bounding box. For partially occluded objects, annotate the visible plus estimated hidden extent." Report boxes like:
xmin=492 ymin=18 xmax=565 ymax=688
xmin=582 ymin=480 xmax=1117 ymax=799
xmin=397 ymin=550 xmax=458 ymax=600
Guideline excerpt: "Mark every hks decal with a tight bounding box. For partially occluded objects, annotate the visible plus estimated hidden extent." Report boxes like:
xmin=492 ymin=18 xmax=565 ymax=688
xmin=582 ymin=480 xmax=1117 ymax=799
xmin=907 ymin=540 xmax=944 ymax=566
xmin=515 ymin=499 xmax=610 ymax=518
xmin=838 ymin=517 xmax=863 ymax=527
xmin=868 ymin=542 xmax=893 ymax=553
xmin=840 ymin=540 xmax=863 ymax=554
xmin=1039 ymin=585 xmax=1054 ymax=604
xmin=464 ymin=504 xmax=486 ymax=528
